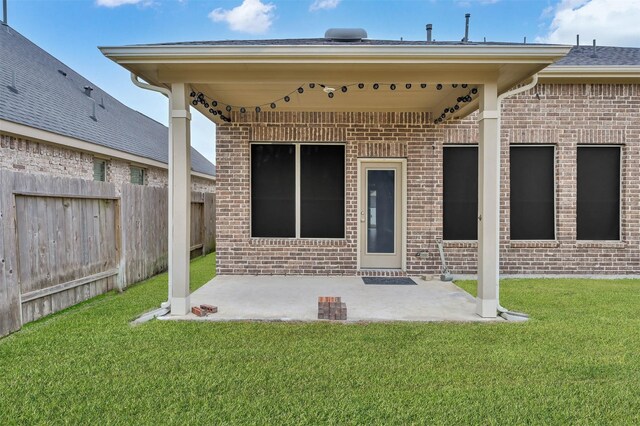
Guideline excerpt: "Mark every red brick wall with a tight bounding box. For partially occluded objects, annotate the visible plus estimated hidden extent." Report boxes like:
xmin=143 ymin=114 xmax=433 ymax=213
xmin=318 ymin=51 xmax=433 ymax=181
xmin=216 ymin=84 xmax=640 ymax=275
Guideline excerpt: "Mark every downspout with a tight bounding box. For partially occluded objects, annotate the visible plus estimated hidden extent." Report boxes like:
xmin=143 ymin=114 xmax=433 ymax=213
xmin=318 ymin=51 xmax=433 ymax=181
xmin=495 ymin=73 xmax=539 ymax=320
xmin=130 ymin=73 xmax=173 ymax=310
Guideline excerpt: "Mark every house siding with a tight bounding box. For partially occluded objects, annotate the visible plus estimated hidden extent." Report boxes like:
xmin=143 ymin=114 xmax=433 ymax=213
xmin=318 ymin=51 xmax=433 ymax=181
xmin=216 ymin=83 xmax=640 ymax=276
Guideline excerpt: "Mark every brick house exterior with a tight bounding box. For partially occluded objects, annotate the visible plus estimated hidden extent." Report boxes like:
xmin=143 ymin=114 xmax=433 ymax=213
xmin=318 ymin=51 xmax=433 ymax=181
xmin=216 ymin=82 xmax=640 ymax=276
xmin=0 ymin=133 xmax=215 ymax=194
xmin=103 ymin=31 xmax=639 ymax=316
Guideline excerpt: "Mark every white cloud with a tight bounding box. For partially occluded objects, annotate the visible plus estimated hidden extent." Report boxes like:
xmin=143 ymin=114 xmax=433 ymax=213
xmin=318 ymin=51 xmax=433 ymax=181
xmin=209 ymin=0 xmax=276 ymax=34
xmin=309 ymin=0 xmax=341 ymax=11
xmin=537 ymin=0 xmax=640 ymax=47
xmin=95 ymin=0 xmax=149 ymax=7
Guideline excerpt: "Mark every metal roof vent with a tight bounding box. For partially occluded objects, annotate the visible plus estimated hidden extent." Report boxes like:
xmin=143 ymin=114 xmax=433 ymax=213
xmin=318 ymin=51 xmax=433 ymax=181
xmin=84 ymin=86 xmax=93 ymax=97
xmin=324 ymin=28 xmax=367 ymax=42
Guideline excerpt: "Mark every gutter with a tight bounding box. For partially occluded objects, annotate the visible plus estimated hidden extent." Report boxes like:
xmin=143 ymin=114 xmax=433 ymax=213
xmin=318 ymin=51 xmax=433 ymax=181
xmin=130 ymin=73 xmax=174 ymax=310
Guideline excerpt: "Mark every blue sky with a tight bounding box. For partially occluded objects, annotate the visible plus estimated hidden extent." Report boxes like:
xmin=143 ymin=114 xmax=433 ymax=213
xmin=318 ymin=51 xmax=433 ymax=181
xmin=6 ymin=0 xmax=640 ymax=164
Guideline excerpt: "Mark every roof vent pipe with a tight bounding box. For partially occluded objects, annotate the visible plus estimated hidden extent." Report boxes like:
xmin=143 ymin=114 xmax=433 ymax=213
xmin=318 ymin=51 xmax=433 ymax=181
xmin=576 ymin=34 xmax=580 ymax=46
xmin=2 ymin=0 xmax=7 ymax=26
xmin=84 ymin=86 xmax=93 ymax=97
xmin=591 ymin=39 xmax=597 ymax=58
xmin=463 ymin=13 xmax=470 ymax=42
xmin=426 ymin=23 xmax=433 ymax=42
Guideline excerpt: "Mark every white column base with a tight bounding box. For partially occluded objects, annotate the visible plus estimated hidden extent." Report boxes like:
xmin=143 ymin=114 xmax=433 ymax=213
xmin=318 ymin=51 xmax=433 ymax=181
xmin=476 ymin=298 xmax=497 ymax=318
xmin=170 ymin=296 xmax=191 ymax=316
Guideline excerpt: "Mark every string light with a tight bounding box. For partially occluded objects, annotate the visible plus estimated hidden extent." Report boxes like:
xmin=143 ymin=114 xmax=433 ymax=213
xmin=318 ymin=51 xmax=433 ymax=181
xmin=189 ymin=82 xmax=477 ymax=124
xmin=433 ymin=86 xmax=479 ymax=125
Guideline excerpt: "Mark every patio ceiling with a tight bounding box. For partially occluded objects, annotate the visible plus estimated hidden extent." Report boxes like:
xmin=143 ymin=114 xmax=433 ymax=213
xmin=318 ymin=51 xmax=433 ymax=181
xmin=100 ymin=44 xmax=571 ymax=122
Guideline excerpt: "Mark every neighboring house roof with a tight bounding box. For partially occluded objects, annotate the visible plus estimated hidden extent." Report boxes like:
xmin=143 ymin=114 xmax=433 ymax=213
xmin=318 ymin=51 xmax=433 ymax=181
xmin=0 ymin=26 xmax=215 ymax=178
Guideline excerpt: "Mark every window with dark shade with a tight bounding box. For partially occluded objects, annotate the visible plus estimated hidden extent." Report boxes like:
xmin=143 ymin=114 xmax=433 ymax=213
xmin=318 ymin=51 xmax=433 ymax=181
xmin=300 ymin=145 xmax=345 ymax=238
xmin=251 ymin=144 xmax=296 ymax=237
xmin=510 ymin=146 xmax=555 ymax=240
xmin=577 ymin=147 xmax=620 ymax=240
xmin=443 ymin=146 xmax=478 ymax=240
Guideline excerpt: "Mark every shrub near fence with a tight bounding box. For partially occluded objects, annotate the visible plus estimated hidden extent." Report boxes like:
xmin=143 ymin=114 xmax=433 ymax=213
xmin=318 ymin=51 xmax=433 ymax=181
xmin=0 ymin=170 xmax=215 ymax=337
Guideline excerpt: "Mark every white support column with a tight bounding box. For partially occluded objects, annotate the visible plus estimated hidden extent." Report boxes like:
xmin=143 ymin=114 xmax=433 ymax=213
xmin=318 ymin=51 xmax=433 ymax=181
xmin=477 ymin=82 xmax=499 ymax=318
xmin=169 ymin=83 xmax=192 ymax=316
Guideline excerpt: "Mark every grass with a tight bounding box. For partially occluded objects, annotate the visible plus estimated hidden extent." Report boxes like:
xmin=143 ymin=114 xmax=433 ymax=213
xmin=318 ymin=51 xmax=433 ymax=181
xmin=1 ymin=255 xmax=639 ymax=424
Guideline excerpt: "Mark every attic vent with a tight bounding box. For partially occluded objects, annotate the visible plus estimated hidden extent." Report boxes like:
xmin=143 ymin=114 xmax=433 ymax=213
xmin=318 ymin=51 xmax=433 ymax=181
xmin=58 ymin=69 xmax=67 ymax=77
xmin=84 ymin=86 xmax=93 ymax=96
xmin=324 ymin=28 xmax=367 ymax=42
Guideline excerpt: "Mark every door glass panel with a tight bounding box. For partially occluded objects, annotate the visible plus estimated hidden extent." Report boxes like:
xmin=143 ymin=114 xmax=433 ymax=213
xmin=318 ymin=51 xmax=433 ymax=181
xmin=367 ymin=170 xmax=395 ymax=253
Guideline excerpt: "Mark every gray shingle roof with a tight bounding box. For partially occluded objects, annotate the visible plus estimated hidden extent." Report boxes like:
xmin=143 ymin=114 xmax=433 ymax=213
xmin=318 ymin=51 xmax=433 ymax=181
xmin=0 ymin=26 xmax=215 ymax=177
xmin=140 ymin=38 xmax=640 ymax=67
xmin=140 ymin=38 xmax=536 ymax=47
xmin=553 ymin=45 xmax=640 ymax=66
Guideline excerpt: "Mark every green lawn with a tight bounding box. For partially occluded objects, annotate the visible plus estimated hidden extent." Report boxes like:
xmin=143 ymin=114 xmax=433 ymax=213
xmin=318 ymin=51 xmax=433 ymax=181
xmin=1 ymin=255 xmax=639 ymax=424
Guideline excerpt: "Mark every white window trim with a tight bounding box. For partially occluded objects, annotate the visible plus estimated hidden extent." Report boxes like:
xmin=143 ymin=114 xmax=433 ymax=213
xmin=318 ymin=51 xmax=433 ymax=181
xmin=249 ymin=142 xmax=347 ymax=240
xmin=576 ymin=144 xmax=623 ymax=242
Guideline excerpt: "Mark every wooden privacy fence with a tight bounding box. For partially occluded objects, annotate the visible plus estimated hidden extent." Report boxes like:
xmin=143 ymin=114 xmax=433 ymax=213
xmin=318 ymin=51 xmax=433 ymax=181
xmin=0 ymin=170 xmax=215 ymax=337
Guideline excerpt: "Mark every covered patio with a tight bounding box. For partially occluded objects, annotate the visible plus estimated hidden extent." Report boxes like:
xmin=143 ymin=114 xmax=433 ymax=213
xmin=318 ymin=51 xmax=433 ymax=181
xmin=101 ymin=34 xmax=570 ymax=320
xmin=162 ymin=275 xmax=498 ymax=322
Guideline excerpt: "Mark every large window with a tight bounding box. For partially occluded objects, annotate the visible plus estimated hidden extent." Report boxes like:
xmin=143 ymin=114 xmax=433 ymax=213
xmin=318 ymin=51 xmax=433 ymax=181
xmin=251 ymin=144 xmax=296 ymax=237
xmin=443 ymin=146 xmax=478 ymax=240
xmin=577 ymin=146 xmax=620 ymax=240
xmin=300 ymin=145 xmax=345 ymax=238
xmin=251 ymin=143 xmax=345 ymax=238
xmin=510 ymin=146 xmax=555 ymax=240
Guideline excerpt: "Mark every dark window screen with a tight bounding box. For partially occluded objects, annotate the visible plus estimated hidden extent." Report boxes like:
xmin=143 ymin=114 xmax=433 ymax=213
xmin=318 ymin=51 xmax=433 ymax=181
xmin=510 ymin=146 xmax=555 ymax=240
xmin=577 ymin=147 xmax=620 ymax=240
xmin=251 ymin=144 xmax=295 ymax=237
xmin=300 ymin=145 xmax=345 ymax=238
xmin=443 ymin=147 xmax=478 ymax=240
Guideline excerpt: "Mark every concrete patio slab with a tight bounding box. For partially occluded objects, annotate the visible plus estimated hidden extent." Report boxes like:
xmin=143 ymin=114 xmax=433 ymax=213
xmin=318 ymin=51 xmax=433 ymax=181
xmin=160 ymin=275 xmax=502 ymax=323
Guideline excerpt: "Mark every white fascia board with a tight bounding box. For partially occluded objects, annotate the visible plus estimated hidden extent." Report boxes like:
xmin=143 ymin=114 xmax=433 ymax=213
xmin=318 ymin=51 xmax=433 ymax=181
xmin=540 ymin=66 xmax=640 ymax=79
xmin=0 ymin=119 xmax=216 ymax=182
xmin=100 ymin=44 xmax=572 ymax=64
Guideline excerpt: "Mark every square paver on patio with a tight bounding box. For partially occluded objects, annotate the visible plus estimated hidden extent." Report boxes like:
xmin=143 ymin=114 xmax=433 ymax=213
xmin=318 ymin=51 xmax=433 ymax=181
xmin=161 ymin=275 xmax=501 ymax=322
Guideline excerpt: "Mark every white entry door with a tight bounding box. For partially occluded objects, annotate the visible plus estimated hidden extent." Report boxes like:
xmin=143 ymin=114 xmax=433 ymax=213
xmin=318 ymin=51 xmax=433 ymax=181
xmin=359 ymin=161 xmax=403 ymax=269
